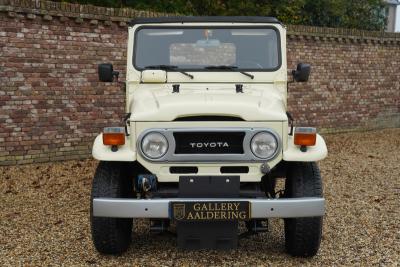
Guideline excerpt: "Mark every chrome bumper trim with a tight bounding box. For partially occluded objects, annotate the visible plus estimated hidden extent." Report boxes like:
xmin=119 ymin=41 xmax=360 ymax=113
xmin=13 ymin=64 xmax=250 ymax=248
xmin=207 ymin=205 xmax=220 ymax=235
xmin=92 ymin=197 xmax=325 ymax=218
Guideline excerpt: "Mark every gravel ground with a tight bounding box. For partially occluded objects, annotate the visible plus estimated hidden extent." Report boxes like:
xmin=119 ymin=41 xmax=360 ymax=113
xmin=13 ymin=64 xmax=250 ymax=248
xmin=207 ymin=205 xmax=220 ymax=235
xmin=1 ymin=128 xmax=399 ymax=266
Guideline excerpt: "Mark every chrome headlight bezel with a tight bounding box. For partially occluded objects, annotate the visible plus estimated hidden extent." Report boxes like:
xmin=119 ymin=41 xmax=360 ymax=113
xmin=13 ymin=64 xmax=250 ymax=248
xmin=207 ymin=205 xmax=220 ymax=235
xmin=140 ymin=131 xmax=169 ymax=159
xmin=250 ymin=131 xmax=279 ymax=160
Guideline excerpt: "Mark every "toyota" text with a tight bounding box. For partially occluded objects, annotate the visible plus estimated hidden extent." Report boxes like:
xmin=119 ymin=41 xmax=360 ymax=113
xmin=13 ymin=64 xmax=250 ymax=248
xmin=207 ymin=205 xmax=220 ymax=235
xmin=189 ymin=142 xmax=229 ymax=148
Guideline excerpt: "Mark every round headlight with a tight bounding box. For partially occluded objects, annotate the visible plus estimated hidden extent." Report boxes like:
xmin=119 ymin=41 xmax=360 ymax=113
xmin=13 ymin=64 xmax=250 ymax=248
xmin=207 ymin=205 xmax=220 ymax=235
xmin=141 ymin=132 xmax=168 ymax=159
xmin=250 ymin=131 xmax=278 ymax=159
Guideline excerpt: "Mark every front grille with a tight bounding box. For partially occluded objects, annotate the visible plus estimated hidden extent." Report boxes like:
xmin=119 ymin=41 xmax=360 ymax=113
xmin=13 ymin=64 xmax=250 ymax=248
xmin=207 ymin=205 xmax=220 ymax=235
xmin=137 ymin=127 xmax=281 ymax=162
xmin=173 ymin=132 xmax=245 ymax=154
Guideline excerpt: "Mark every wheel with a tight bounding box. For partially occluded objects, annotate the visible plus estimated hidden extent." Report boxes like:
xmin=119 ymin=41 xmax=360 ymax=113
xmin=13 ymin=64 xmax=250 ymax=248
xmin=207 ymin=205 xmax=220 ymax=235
xmin=90 ymin=161 xmax=134 ymax=254
xmin=284 ymin=162 xmax=323 ymax=257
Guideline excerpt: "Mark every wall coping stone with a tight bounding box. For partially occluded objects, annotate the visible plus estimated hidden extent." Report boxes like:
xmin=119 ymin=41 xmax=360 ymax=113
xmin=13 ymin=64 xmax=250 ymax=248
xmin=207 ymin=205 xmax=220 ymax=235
xmin=0 ymin=0 xmax=399 ymax=43
xmin=287 ymin=25 xmax=400 ymax=44
xmin=0 ymin=0 xmax=177 ymax=25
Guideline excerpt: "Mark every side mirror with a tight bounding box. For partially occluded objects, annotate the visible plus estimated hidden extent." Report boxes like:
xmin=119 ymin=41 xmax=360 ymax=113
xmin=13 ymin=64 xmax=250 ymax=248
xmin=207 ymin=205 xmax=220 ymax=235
xmin=98 ymin=63 xmax=119 ymax=82
xmin=292 ymin=63 xmax=311 ymax=82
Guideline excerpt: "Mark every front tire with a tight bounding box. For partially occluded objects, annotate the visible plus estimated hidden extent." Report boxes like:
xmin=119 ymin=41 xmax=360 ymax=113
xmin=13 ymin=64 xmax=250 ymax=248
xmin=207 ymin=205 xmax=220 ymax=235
xmin=90 ymin=161 xmax=134 ymax=254
xmin=284 ymin=162 xmax=323 ymax=257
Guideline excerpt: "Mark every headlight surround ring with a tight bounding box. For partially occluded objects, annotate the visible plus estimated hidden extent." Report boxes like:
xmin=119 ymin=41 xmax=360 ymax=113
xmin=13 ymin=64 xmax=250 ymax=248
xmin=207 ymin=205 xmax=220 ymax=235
xmin=140 ymin=131 xmax=169 ymax=159
xmin=250 ymin=131 xmax=279 ymax=159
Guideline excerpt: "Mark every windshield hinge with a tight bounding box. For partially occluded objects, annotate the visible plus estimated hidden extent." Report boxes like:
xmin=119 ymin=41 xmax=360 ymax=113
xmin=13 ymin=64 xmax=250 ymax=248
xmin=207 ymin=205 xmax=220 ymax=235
xmin=123 ymin=113 xmax=131 ymax=136
xmin=236 ymin=84 xmax=243 ymax=93
xmin=286 ymin=112 xmax=294 ymax=136
xmin=172 ymin=84 xmax=180 ymax=93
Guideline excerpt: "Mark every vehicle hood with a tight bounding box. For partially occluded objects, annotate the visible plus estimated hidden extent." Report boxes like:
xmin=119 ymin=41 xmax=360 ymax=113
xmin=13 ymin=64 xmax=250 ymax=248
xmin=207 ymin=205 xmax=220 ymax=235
xmin=129 ymin=84 xmax=287 ymax=121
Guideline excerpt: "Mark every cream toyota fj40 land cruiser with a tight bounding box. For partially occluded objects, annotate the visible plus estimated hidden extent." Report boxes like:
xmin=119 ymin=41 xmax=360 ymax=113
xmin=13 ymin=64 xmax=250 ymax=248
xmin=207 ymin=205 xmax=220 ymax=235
xmin=91 ymin=16 xmax=327 ymax=257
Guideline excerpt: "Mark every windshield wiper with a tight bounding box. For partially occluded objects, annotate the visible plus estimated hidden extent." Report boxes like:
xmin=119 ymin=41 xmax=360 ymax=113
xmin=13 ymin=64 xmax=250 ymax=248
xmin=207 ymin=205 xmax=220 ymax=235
xmin=204 ymin=65 xmax=254 ymax=79
xmin=143 ymin=65 xmax=194 ymax=79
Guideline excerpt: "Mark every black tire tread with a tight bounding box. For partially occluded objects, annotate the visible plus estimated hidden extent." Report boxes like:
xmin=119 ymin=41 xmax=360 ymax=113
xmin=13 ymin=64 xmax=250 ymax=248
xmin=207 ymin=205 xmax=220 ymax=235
xmin=90 ymin=161 xmax=133 ymax=254
xmin=284 ymin=162 xmax=323 ymax=257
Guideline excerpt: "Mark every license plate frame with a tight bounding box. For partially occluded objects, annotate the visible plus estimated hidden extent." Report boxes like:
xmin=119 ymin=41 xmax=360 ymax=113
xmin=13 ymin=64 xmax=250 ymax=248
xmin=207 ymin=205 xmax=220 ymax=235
xmin=171 ymin=201 xmax=251 ymax=222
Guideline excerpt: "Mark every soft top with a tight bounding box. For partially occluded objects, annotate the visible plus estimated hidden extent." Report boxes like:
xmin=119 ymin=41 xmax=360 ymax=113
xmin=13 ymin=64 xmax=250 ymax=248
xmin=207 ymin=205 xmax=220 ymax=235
xmin=128 ymin=16 xmax=281 ymax=26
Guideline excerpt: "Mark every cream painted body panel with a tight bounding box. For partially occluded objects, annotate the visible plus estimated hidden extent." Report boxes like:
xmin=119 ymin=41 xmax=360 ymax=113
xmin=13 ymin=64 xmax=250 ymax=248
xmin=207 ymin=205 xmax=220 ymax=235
xmin=125 ymin=22 xmax=288 ymax=111
xmin=92 ymin=21 xmax=328 ymax=182
xmin=141 ymin=70 xmax=167 ymax=83
xmin=129 ymin=83 xmax=287 ymax=121
xmin=283 ymin=134 xmax=328 ymax=162
xmin=92 ymin=134 xmax=136 ymax=161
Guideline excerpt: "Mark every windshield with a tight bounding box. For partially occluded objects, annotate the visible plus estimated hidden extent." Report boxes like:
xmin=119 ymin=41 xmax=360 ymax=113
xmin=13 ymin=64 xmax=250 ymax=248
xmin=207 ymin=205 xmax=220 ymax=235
xmin=134 ymin=27 xmax=281 ymax=71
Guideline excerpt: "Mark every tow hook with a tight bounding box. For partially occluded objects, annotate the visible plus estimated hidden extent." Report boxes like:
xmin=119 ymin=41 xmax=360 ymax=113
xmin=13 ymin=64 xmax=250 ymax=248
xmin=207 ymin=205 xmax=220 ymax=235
xmin=137 ymin=174 xmax=157 ymax=193
xmin=260 ymin=162 xmax=271 ymax=174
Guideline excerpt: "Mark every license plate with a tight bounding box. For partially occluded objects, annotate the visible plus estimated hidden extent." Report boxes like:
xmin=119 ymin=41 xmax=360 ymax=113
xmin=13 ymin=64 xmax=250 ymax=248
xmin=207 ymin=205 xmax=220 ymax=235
xmin=171 ymin=201 xmax=250 ymax=221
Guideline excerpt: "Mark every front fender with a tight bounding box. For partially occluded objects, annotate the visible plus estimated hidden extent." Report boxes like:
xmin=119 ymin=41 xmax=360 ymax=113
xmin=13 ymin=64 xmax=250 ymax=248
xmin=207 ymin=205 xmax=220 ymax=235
xmin=92 ymin=134 xmax=136 ymax=161
xmin=283 ymin=134 xmax=327 ymax=162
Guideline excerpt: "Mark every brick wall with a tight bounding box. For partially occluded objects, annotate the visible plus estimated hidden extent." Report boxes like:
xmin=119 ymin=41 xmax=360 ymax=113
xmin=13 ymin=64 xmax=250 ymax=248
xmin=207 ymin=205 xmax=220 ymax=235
xmin=286 ymin=25 xmax=400 ymax=132
xmin=0 ymin=0 xmax=399 ymax=165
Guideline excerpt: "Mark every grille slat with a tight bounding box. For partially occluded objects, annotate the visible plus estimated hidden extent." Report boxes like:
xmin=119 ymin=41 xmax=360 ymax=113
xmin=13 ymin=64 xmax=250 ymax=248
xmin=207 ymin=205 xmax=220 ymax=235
xmin=173 ymin=132 xmax=245 ymax=154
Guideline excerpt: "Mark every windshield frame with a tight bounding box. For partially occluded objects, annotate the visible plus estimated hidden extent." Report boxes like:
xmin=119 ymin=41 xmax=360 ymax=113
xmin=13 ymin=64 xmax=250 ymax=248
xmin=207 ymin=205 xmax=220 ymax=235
xmin=132 ymin=25 xmax=282 ymax=72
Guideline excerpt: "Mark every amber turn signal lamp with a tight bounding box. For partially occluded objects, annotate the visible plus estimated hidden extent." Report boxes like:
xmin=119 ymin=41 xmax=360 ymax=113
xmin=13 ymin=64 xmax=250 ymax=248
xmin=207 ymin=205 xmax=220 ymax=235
xmin=294 ymin=127 xmax=317 ymax=146
xmin=103 ymin=127 xmax=125 ymax=146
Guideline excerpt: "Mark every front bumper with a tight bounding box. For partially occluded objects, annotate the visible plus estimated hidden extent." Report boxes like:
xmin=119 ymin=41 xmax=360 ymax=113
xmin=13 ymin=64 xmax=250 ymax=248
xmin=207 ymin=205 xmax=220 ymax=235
xmin=92 ymin=197 xmax=325 ymax=219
